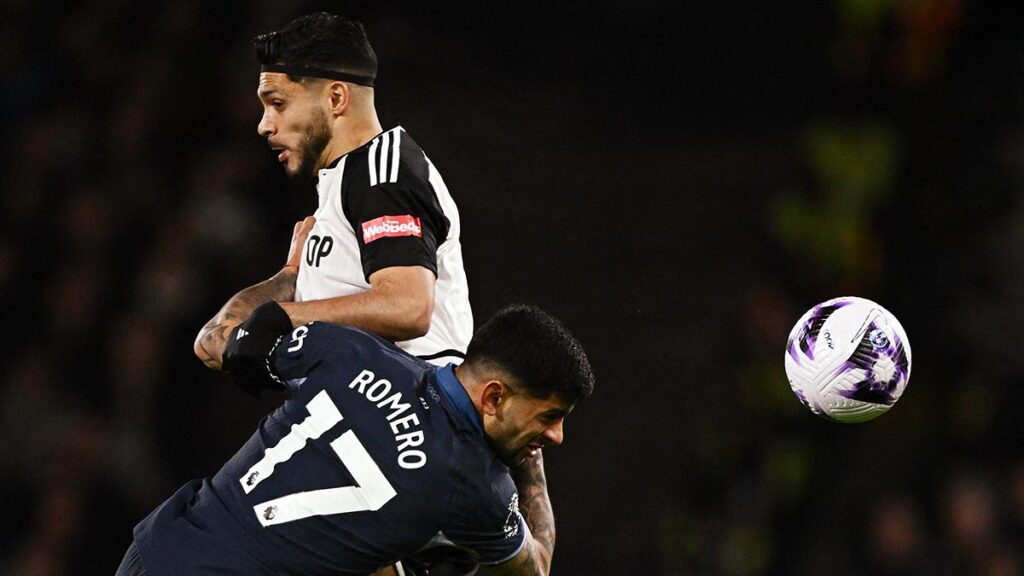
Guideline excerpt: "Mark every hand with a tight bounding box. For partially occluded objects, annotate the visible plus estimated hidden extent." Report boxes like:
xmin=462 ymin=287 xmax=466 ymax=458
xmin=285 ymin=216 xmax=316 ymax=270
xmin=222 ymin=301 xmax=294 ymax=397
xmin=194 ymin=219 xmax=312 ymax=370
xmin=510 ymin=446 xmax=546 ymax=485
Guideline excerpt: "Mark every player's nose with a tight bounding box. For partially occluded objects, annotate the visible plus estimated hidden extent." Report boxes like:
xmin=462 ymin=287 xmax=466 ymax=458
xmin=257 ymin=111 xmax=275 ymax=137
xmin=543 ymin=420 xmax=564 ymax=446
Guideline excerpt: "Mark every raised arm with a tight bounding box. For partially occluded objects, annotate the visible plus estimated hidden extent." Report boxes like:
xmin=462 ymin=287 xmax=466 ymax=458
xmin=277 ymin=265 xmax=435 ymax=341
xmin=193 ymin=268 xmax=297 ymax=369
xmin=486 ymin=452 xmax=556 ymax=576
xmin=194 ymin=215 xmax=435 ymax=370
xmin=193 ymin=217 xmax=313 ymax=369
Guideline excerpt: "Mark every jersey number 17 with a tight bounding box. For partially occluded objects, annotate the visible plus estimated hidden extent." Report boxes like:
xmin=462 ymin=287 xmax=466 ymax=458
xmin=238 ymin=390 xmax=397 ymax=527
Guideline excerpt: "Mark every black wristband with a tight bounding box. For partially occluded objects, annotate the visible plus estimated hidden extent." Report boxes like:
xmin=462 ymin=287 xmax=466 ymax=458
xmin=245 ymin=301 xmax=293 ymax=336
xmin=223 ymin=302 xmax=293 ymax=396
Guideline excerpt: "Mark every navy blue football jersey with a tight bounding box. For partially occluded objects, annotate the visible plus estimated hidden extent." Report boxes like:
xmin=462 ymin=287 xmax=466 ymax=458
xmin=133 ymin=323 xmax=526 ymax=575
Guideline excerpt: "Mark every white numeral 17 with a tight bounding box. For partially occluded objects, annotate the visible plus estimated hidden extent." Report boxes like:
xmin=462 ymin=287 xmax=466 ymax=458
xmin=239 ymin=390 xmax=397 ymax=527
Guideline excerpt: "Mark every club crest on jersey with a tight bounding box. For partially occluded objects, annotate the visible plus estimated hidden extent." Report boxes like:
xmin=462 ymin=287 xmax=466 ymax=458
xmin=362 ymin=215 xmax=422 ymax=244
xmin=503 ymin=493 xmax=522 ymax=539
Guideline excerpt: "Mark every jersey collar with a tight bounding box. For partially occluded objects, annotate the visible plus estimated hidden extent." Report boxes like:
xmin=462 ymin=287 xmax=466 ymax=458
xmin=321 ymin=125 xmax=405 ymax=172
xmin=434 ymin=364 xmax=483 ymax=435
xmin=315 ymin=126 xmax=404 ymax=207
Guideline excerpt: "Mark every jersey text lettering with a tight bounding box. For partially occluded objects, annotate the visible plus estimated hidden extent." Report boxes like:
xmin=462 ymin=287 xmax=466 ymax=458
xmin=348 ymin=369 xmax=427 ymax=469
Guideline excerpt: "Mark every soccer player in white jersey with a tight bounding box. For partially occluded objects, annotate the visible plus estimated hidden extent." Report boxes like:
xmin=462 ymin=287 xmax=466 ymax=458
xmin=191 ymin=13 xmax=476 ymax=575
xmin=194 ymin=12 xmax=472 ymax=372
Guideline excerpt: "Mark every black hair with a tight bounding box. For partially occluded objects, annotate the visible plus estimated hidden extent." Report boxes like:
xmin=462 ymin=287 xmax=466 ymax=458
xmin=252 ymin=13 xmax=377 ymax=80
xmin=466 ymin=305 xmax=595 ymax=405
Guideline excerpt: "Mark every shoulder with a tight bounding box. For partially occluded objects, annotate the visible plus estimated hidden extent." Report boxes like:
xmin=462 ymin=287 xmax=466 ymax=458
xmin=344 ymin=127 xmax=431 ymax=192
xmin=273 ymin=322 xmax=432 ymax=386
xmin=444 ymin=455 xmax=527 ymax=564
xmin=452 ymin=441 xmax=517 ymax=516
xmin=300 ymin=322 xmax=399 ymax=352
xmin=273 ymin=322 xmax=397 ymax=367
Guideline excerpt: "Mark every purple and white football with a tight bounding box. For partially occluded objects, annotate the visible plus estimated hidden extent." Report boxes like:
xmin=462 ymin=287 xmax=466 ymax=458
xmin=784 ymin=297 xmax=912 ymax=423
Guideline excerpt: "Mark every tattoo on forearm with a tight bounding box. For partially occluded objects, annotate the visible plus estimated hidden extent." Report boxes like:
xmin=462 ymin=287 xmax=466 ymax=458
xmin=507 ymin=540 xmax=541 ymax=573
xmin=197 ymin=317 xmax=237 ymax=367
xmin=514 ymin=462 xmax=555 ymax=574
xmin=195 ymin=270 xmax=296 ymax=368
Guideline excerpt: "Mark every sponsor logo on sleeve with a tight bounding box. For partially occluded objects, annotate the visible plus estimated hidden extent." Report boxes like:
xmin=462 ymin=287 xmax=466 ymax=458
xmin=362 ymin=215 xmax=422 ymax=244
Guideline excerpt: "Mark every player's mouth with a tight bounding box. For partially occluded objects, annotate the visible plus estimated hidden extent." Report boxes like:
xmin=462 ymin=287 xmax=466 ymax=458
xmin=268 ymin=142 xmax=289 ymax=163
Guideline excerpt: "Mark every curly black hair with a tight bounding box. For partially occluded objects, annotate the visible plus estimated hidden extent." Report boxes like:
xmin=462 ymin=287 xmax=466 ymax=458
xmin=466 ymin=305 xmax=595 ymax=404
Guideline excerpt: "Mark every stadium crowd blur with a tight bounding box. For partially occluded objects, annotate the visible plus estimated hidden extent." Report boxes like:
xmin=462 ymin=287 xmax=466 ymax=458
xmin=2 ymin=1 xmax=1022 ymax=574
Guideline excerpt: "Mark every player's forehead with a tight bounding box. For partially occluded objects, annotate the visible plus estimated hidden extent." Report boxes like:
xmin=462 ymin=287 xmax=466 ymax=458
xmin=257 ymin=72 xmax=301 ymax=99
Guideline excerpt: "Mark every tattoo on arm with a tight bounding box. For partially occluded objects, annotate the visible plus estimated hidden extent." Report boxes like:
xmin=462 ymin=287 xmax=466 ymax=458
xmin=504 ymin=541 xmax=541 ymax=574
xmin=194 ymin=269 xmax=297 ymax=369
xmin=512 ymin=459 xmax=555 ymax=575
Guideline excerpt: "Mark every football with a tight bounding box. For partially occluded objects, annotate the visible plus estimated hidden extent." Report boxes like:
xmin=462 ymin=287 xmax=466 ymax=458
xmin=784 ymin=296 xmax=912 ymax=423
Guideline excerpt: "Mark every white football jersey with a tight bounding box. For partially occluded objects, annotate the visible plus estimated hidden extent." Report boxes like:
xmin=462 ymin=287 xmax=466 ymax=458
xmin=295 ymin=126 xmax=472 ymax=364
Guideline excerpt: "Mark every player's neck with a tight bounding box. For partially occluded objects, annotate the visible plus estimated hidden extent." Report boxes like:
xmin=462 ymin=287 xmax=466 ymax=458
xmin=453 ymin=364 xmax=486 ymax=417
xmin=320 ymin=115 xmax=384 ymax=169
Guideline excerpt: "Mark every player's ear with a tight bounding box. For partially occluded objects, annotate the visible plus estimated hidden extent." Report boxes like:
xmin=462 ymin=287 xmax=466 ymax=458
xmin=327 ymin=81 xmax=350 ymax=116
xmin=479 ymin=380 xmax=507 ymax=416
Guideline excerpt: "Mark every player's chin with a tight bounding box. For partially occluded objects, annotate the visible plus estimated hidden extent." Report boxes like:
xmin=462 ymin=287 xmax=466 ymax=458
xmin=283 ymin=162 xmax=303 ymax=179
xmin=285 ymin=160 xmax=318 ymax=183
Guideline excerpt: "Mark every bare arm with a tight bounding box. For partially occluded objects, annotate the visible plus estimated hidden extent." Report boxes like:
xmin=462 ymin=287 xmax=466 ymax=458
xmin=277 ymin=265 xmax=435 ymax=342
xmin=193 ymin=268 xmax=298 ymax=369
xmin=485 ymin=452 xmax=556 ymax=576
xmin=193 ymin=217 xmax=314 ymax=369
xmin=194 ymin=216 xmax=436 ymax=369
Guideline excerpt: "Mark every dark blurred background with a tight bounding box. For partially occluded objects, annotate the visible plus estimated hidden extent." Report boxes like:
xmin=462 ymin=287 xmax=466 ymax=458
xmin=2 ymin=1 xmax=1023 ymax=574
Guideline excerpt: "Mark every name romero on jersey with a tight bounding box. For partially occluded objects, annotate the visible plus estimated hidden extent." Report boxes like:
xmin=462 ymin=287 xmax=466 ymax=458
xmin=348 ymin=368 xmax=427 ymax=470
xmin=132 ymin=323 xmax=527 ymax=575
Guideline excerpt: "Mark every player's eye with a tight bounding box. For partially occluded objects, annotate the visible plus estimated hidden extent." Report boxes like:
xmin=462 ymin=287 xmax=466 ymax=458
xmin=272 ymin=100 xmax=285 ymax=109
xmin=541 ymin=411 xmax=563 ymax=424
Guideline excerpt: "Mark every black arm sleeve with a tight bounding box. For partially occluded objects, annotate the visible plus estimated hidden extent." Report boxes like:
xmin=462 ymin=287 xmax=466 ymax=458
xmin=222 ymin=301 xmax=293 ymax=397
xmin=343 ymin=180 xmax=450 ymax=281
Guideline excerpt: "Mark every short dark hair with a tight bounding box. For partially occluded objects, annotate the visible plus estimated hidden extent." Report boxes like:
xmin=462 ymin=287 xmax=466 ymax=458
xmin=252 ymin=13 xmax=377 ymax=79
xmin=466 ymin=305 xmax=595 ymax=405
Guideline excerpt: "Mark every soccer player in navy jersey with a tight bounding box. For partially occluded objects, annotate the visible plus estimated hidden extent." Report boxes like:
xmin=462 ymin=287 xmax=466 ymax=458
xmin=118 ymin=304 xmax=593 ymax=576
